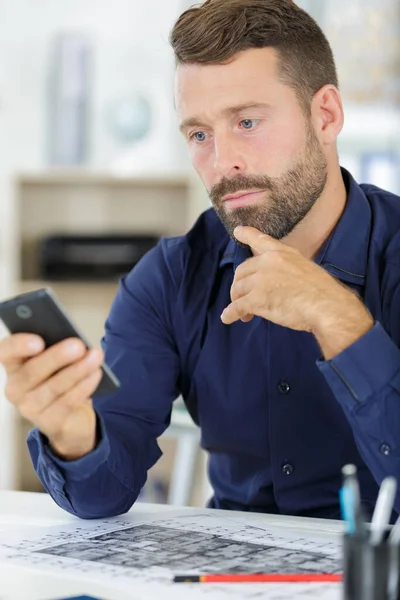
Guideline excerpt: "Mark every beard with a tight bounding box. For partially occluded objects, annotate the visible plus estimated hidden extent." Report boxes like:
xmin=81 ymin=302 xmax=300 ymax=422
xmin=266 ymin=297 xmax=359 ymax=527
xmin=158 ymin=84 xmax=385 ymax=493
xmin=209 ymin=123 xmax=328 ymax=243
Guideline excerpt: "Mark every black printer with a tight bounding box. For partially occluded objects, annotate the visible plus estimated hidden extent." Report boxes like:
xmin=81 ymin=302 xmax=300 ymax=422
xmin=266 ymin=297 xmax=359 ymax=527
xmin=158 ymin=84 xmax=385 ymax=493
xmin=39 ymin=233 xmax=159 ymax=281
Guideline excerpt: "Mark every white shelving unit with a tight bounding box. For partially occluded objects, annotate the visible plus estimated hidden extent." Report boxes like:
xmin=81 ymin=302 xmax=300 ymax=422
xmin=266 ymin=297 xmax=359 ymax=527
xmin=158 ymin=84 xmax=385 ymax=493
xmin=0 ymin=169 xmax=210 ymax=502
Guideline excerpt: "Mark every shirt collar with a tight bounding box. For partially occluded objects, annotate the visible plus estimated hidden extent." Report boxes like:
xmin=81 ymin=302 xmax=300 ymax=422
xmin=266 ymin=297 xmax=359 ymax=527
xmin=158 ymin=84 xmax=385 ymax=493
xmin=219 ymin=168 xmax=371 ymax=286
xmin=219 ymin=238 xmax=252 ymax=271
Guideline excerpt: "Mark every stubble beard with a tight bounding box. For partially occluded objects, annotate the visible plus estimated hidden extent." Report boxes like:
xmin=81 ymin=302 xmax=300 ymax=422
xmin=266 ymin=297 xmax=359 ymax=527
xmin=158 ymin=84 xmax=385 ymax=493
xmin=209 ymin=124 xmax=328 ymax=245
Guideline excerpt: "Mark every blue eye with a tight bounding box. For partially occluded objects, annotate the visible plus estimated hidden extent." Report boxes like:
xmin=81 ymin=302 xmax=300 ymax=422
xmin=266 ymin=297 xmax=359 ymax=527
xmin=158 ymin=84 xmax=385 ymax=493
xmin=192 ymin=131 xmax=206 ymax=142
xmin=240 ymin=119 xmax=257 ymax=130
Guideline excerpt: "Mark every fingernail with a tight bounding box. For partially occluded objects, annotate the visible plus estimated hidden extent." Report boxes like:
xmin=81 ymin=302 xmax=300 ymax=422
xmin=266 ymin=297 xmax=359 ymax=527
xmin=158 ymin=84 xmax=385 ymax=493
xmin=89 ymin=368 xmax=101 ymax=379
xmin=234 ymin=226 xmax=243 ymax=234
xmin=66 ymin=340 xmax=84 ymax=354
xmin=28 ymin=337 xmax=44 ymax=351
xmin=87 ymin=348 xmax=102 ymax=363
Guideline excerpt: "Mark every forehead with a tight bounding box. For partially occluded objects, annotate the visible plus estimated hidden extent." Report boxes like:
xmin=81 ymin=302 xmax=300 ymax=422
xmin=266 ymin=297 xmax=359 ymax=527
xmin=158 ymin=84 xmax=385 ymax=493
xmin=174 ymin=47 xmax=287 ymax=117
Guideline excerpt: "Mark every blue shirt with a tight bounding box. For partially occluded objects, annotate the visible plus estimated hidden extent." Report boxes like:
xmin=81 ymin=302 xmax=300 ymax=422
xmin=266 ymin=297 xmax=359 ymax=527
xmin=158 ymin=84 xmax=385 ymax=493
xmin=28 ymin=168 xmax=400 ymax=519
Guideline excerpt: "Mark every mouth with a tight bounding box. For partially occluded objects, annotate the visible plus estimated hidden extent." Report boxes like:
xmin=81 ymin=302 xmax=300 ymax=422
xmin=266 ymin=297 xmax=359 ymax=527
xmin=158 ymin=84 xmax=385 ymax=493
xmin=222 ymin=190 xmax=266 ymax=210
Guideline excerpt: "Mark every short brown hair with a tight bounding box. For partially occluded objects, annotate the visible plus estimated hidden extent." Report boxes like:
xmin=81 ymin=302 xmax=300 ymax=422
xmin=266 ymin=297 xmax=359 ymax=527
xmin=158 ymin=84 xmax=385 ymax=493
xmin=170 ymin=0 xmax=338 ymax=113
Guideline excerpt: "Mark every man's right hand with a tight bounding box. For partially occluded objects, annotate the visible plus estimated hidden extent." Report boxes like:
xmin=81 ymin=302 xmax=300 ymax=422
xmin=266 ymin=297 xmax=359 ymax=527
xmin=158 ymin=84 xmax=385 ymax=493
xmin=0 ymin=334 xmax=104 ymax=461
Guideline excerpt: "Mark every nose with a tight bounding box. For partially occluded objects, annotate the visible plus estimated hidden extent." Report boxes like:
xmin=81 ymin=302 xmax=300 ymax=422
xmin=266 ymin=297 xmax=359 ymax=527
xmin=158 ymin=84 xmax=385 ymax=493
xmin=213 ymin=132 xmax=247 ymax=179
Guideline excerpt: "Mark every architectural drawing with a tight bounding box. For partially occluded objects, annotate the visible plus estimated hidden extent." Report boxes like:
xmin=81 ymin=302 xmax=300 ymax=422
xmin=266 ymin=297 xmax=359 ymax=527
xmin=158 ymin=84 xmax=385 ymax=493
xmin=36 ymin=520 xmax=341 ymax=575
xmin=0 ymin=510 xmax=343 ymax=600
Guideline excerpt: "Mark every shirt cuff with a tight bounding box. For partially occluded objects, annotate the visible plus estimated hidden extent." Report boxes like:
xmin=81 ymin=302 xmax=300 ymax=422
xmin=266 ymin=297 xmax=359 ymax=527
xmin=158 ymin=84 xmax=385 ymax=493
xmin=317 ymin=321 xmax=400 ymax=411
xmin=29 ymin=413 xmax=111 ymax=483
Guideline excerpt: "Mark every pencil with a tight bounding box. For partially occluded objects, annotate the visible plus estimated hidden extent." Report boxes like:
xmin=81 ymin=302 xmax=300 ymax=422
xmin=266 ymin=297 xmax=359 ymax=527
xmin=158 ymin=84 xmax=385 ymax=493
xmin=173 ymin=573 xmax=343 ymax=583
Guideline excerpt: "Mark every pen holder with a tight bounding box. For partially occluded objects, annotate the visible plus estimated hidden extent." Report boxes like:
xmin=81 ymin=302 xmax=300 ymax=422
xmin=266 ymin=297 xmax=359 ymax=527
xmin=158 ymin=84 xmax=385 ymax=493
xmin=343 ymin=529 xmax=398 ymax=600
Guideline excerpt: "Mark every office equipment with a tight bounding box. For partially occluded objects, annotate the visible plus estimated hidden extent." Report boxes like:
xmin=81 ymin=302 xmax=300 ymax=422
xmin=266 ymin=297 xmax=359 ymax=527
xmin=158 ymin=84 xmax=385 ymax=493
xmin=340 ymin=464 xmax=362 ymax=534
xmin=340 ymin=483 xmax=356 ymax=534
xmin=341 ymin=464 xmax=360 ymax=504
xmin=39 ymin=234 xmax=159 ymax=281
xmin=370 ymin=477 xmax=397 ymax=545
xmin=341 ymin=468 xmax=400 ymax=600
xmin=0 ymin=491 xmax=342 ymax=600
xmin=173 ymin=574 xmax=342 ymax=583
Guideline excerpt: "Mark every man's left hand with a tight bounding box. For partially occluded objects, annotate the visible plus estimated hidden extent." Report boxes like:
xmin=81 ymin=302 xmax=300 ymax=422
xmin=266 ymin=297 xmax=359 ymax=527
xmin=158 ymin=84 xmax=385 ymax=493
xmin=221 ymin=226 xmax=374 ymax=359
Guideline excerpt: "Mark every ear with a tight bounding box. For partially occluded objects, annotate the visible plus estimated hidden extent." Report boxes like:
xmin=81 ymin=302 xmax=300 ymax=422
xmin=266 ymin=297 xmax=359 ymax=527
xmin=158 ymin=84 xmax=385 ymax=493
xmin=310 ymin=85 xmax=344 ymax=146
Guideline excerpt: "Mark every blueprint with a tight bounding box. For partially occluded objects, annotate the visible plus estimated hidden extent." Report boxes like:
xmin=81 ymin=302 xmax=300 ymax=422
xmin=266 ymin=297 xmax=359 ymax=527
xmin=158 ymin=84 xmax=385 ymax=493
xmin=0 ymin=509 xmax=343 ymax=599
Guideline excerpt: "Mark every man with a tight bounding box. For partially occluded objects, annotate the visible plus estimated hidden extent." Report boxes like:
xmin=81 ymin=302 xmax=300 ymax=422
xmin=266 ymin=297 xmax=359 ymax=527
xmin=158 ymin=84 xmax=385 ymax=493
xmin=1 ymin=0 xmax=400 ymax=520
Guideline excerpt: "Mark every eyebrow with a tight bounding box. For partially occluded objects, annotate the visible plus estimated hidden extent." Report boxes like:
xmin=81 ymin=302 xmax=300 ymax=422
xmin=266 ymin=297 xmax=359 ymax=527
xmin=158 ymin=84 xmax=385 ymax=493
xmin=179 ymin=102 xmax=272 ymax=133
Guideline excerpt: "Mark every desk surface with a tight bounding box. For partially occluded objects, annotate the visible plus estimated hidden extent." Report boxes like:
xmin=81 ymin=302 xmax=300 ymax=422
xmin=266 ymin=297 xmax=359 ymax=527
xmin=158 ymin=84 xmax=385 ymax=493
xmin=0 ymin=491 xmax=343 ymax=600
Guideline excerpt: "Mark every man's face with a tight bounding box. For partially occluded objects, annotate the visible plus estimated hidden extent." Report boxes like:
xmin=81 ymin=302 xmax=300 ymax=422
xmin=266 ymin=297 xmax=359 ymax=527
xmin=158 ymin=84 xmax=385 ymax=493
xmin=175 ymin=48 xmax=328 ymax=241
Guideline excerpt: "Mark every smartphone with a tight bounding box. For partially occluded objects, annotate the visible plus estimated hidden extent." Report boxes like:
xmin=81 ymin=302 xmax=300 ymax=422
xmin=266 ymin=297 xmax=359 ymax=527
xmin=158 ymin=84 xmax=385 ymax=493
xmin=0 ymin=287 xmax=120 ymax=396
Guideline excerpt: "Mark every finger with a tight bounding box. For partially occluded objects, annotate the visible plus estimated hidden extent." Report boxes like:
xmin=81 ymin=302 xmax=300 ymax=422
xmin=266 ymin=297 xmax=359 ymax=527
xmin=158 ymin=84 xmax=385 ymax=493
xmin=233 ymin=256 xmax=260 ymax=281
xmin=230 ymin=276 xmax=257 ymax=323
xmin=240 ymin=314 xmax=254 ymax=323
xmin=38 ymin=371 xmax=101 ymax=437
xmin=5 ymin=338 xmax=87 ymax=402
xmin=17 ymin=348 xmax=104 ymax=418
xmin=234 ymin=226 xmax=280 ymax=255
xmin=0 ymin=334 xmax=45 ymax=373
xmin=221 ymin=296 xmax=253 ymax=325
xmin=62 ymin=369 xmax=103 ymax=407
xmin=230 ymin=274 xmax=256 ymax=303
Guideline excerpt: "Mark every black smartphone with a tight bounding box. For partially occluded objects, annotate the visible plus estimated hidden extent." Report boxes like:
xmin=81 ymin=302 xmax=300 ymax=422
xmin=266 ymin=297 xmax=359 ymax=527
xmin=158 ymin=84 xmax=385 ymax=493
xmin=0 ymin=287 xmax=120 ymax=396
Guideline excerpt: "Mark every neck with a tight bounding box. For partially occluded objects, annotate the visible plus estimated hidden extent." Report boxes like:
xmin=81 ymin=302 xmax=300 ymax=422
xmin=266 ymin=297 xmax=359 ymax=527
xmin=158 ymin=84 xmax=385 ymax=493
xmin=280 ymin=163 xmax=347 ymax=260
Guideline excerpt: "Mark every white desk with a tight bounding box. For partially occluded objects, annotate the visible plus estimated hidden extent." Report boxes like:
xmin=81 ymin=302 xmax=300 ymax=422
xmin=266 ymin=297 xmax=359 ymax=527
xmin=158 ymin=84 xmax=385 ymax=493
xmin=0 ymin=491 xmax=344 ymax=600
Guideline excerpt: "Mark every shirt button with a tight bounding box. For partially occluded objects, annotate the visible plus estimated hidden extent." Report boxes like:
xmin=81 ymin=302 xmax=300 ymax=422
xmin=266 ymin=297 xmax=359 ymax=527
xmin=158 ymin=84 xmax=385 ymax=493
xmin=282 ymin=463 xmax=294 ymax=476
xmin=278 ymin=381 xmax=290 ymax=395
xmin=380 ymin=443 xmax=391 ymax=456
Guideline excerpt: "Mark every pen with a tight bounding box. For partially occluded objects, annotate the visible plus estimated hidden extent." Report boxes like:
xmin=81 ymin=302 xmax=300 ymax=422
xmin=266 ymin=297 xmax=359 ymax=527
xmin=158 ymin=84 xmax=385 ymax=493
xmin=340 ymin=484 xmax=356 ymax=534
xmin=341 ymin=464 xmax=360 ymax=505
xmin=340 ymin=464 xmax=364 ymax=535
xmin=173 ymin=574 xmax=343 ymax=583
xmin=370 ymin=476 xmax=397 ymax=545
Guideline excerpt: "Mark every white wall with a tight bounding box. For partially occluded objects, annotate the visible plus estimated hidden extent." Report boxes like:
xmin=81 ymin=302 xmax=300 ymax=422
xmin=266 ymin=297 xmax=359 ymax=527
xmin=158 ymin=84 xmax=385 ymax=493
xmin=0 ymin=0 xmax=191 ymax=489
xmin=0 ymin=0 xmax=190 ymax=290
xmin=0 ymin=0 xmax=187 ymax=169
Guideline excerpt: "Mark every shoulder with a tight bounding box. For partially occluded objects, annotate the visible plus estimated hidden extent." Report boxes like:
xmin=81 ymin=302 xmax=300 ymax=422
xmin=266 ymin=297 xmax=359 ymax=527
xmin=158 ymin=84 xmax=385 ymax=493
xmin=361 ymin=183 xmax=400 ymax=337
xmin=126 ymin=207 xmax=228 ymax=293
xmin=360 ymin=183 xmax=400 ymax=258
xmin=157 ymin=208 xmax=229 ymax=286
xmin=361 ymin=182 xmax=400 ymax=216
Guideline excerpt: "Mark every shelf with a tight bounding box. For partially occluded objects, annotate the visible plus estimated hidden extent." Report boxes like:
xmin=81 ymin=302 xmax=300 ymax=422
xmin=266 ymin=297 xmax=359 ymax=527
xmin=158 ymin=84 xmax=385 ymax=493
xmin=17 ymin=279 xmax=120 ymax=295
xmin=16 ymin=170 xmax=190 ymax=188
xmin=0 ymin=165 xmax=210 ymax=494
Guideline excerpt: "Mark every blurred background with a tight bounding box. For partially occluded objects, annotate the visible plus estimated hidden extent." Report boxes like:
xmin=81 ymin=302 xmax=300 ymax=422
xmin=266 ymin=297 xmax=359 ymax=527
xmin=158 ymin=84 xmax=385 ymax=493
xmin=0 ymin=0 xmax=400 ymax=506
